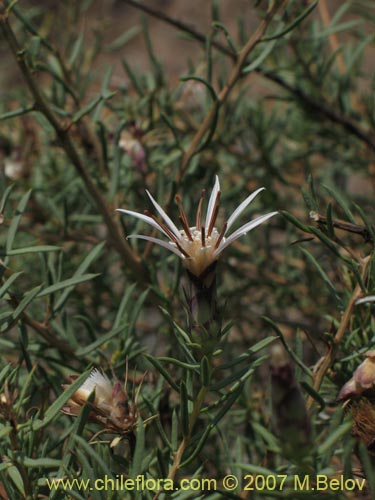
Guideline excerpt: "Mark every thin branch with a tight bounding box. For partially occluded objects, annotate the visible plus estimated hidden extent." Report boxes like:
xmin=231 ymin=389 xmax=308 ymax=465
xmin=264 ymin=70 xmax=375 ymax=152
xmin=177 ymin=0 xmax=286 ymax=180
xmin=307 ymin=254 xmax=371 ymax=409
xmin=310 ymin=211 xmax=373 ymax=243
xmin=318 ymin=0 xmax=346 ymax=75
xmin=121 ymin=0 xmax=235 ymax=58
xmin=0 ymin=10 xmax=148 ymax=283
xmin=7 ymin=292 xmax=78 ymax=357
xmin=121 ymin=0 xmax=375 ymax=154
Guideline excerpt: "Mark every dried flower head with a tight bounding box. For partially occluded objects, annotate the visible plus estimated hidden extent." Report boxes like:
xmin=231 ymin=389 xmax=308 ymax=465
xmin=62 ymin=369 xmax=138 ymax=434
xmin=338 ymin=350 xmax=375 ymax=400
xmin=0 ymin=380 xmax=17 ymax=424
xmin=351 ymin=399 xmax=375 ymax=455
xmin=117 ymin=176 xmax=277 ymax=278
xmin=119 ymin=123 xmax=147 ymax=174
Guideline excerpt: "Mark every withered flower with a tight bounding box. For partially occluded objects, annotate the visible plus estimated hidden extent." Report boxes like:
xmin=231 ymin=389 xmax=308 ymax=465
xmin=338 ymin=350 xmax=375 ymax=400
xmin=119 ymin=124 xmax=147 ymax=174
xmin=62 ymin=369 xmax=137 ymax=434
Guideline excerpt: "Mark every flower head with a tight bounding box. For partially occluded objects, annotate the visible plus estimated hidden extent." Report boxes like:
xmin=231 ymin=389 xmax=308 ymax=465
xmin=338 ymin=350 xmax=375 ymax=400
xmin=62 ymin=369 xmax=137 ymax=434
xmin=117 ymin=176 xmax=277 ymax=278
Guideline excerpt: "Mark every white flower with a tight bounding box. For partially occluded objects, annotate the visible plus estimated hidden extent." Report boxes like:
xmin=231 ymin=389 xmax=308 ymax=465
xmin=73 ymin=369 xmax=113 ymax=407
xmin=117 ymin=176 xmax=278 ymax=277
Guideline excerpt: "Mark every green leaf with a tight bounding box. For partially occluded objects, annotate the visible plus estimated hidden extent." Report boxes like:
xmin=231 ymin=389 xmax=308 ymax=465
xmin=0 ymin=364 xmax=12 ymax=384
xmin=280 ymin=210 xmax=311 ymax=233
xmin=180 ymin=381 xmax=189 ymax=437
xmin=107 ymin=26 xmax=141 ymax=51
xmin=300 ymin=247 xmax=342 ymax=305
xmin=0 ymin=272 xmax=23 ymax=299
xmin=156 ymin=357 xmax=199 ymax=371
xmin=113 ymin=283 xmax=137 ymax=328
xmin=0 ymin=105 xmax=34 ymax=120
xmin=0 ymin=184 xmax=15 ymax=213
xmin=50 ymin=399 xmax=94 ymax=500
xmin=317 ymin=420 xmax=352 ymax=455
xmin=180 ymin=75 xmax=218 ymax=102
xmin=242 ymin=40 xmax=277 ymax=73
xmin=72 ymin=92 xmax=115 ymax=123
xmin=69 ymin=32 xmax=84 ymax=66
xmin=352 ymin=203 xmax=375 ymax=243
xmin=180 ymin=424 xmax=213 ymax=468
xmin=220 ymin=336 xmax=277 ymax=369
xmin=211 ymin=364 xmax=258 ymax=391
xmin=262 ymin=316 xmax=312 ymax=378
xmin=53 ymin=242 xmax=105 ymax=313
xmin=122 ymin=59 xmax=144 ymax=95
xmin=21 ymin=457 xmax=61 ymax=468
xmin=30 ymin=370 xmax=91 ymax=431
xmin=300 ymin=381 xmax=325 ymax=411
xmin=251 ymin=422 xmax=281 ymax=452
xmin=37 ymin=273 xmax=100 ymax=298
xmin=171 ymin=409 xmax=178 ymax=451
xmin=73 ymin=434 xmax=114 ymax=477
xmin=310 ymin=226 xmax=351 ymax=264
xmin=6 ymin=190 xmax=32 ymax=254
xmin=6 ymin=464 xmax=25 ymax=497
xmin=200 ymin=356 xmax=211 ymax=386
xmin=212 ymin=385 xmax=243 ymax=426
xmin=262 ymin=0 xmax=318 ymax=41
xmin=326 ymin=202 xmax=334 ymax=238
xmin=358 ymin=442 xmax=375 ymax=499
xmin=12 ymin=285 xmax=43 ymax=320
xmin=143 ymin=354 xmax=179 ymax=392
xmin=6 ymin=245 xmax=60 ymax=256
xmin=130 ymin=418 xmax=145 ymax=477
xmin=75 ymin=324 xmax=126 ymax=356
xmin=323 ymin=184 xmax=356 ymax=223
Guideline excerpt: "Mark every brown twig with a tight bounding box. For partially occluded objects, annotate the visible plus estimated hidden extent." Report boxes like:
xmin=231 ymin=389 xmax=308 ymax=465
xmin=153 ymin=384 xmax=209 ymax=500
xmin=121 ymin=0 xmax=375 ymax=154
xmin=177 ymin=0 xmax=286 ymax=180
xmin=318 ymin=0 xmax=346 ymax=76
xmin=0 ymin=8 xmax=148 ymax=283
xmin=307 ymin=255 xmax=371 ymax=409
xmin=7 ymin=292 xmax=79 ymax=357
xmin=309 ymin=211 xmax=373 ymax=243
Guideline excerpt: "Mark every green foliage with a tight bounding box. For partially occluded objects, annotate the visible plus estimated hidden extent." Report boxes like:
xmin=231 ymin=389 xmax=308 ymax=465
xmin=0 ymin=0 xmax=375 ymax=499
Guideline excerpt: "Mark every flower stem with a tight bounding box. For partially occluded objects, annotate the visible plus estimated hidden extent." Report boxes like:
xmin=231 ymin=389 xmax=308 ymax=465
xmin=153 ymin=381 xmax=210 ymax=500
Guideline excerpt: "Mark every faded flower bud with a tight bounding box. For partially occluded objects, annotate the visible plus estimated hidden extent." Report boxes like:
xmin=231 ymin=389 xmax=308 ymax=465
xmin=62 ymin=369 xmax=137 ymax=434
xmin=338 ymin=350 xmax=375 ymax=400
xmin=119 ymin=123 xmax=147 ymax=174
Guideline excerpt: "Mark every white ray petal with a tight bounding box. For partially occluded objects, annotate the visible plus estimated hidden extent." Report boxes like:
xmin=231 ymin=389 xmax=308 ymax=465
xmin=146 ymin=190 xmax=181 ymax=238
xmin=127 ymin=235 xmax=184 ymax=257
xmin=356 ymin=295 xmax=375 ymax=305
xmin=78 ymin=369 xmax=112 ymax=397
xmin=117 ymin=209 xmax=170 ymax=238
xmin=226 ymin=187 xmax=265 ymax=232
xmin=205 ymin=175 xmax=220 ymax=230
xmin=215 ymin=211 xmax=278 ymax=255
